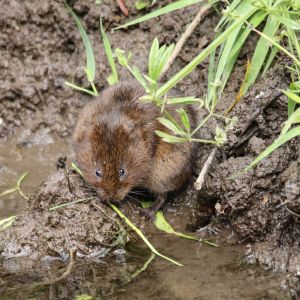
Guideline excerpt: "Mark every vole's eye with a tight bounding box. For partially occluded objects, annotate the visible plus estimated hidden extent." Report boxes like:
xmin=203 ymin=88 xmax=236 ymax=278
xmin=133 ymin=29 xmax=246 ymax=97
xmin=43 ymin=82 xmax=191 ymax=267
xmin=118 ymin=169 xmax=125 ymax=177
xmin=95 ymin=170 xmax=102 ymax=177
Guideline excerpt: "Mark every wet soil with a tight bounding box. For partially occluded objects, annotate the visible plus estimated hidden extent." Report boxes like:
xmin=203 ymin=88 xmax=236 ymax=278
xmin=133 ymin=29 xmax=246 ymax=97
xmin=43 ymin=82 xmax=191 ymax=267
xmin=0 ymin=0 xmax=300 ymax=299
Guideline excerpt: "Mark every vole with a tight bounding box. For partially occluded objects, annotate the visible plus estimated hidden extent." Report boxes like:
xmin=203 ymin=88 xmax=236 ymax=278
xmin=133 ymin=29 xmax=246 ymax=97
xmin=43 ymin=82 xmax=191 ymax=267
xmin=73 ymin=81 xmax=197 ymax=218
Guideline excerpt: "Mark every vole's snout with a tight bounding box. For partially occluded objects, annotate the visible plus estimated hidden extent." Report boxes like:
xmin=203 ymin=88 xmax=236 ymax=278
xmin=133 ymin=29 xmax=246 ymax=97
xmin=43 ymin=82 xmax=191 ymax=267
xmin=97 ymin=189 xmax=123 ymax=202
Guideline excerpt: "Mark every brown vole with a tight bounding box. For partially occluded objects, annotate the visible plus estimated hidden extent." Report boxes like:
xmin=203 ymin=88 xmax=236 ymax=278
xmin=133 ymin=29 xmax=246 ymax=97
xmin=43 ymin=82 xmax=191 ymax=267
xmin=73 ymin=81 xmax=197 ymax=218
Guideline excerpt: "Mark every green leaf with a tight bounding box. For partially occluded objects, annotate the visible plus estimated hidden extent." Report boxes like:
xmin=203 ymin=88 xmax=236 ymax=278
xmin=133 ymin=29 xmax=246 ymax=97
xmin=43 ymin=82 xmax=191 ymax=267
xmin=274 ymin=15 xmax=300 ymax=30
xmin=244 ymin=14 xmax=280 ymax=91
xmin=75 ymin=294 xmax=93 ymax=300
xmin=115 ymin=48 xmax=130 ymax=66
xmin=177 ymin=108 xmax=190 ymax=132
xmin=244 ymin=125 xmax=300 ymax=172
xmin=135 ymin=1 xmax=150 ymax=10
xmin=109 ymin=203 xmax=183 ymax=266
xmin=65 ymin=2 xmax=96 ymax=83
xmin=155 ymin=130 xmax=187 ymax=143
xmin=0 ymin=187 xmax=18 ymax=198
xmin=149 ymin=37 xmax=159 ymax=79
xmin=100 ymin=19 xmax=119 ymax=85
xmin=0 ymin=216 xmax=16 ymax=230
xmin=71 ymin=162 xmax=84 ymax=177
xmin=153 ymin=44 xmax=174 ymax=80
xmin=262 ymin=42 xmax=279 ymax=75
xmin=157 ymin=117 xmax=185 ymax=135
xmin=156 ymin=5 xmax=258 ymax=97
xmin=114 ymin=0 xmax=204 ymax=30
xmin=131 ymin=66 xmax=149 ymax=90
xmin=283 ymin=90 xmax=300 ymax=117
xmin=280 ymin=107 xmax=300 ymax=135
xmin=166 ymin=97 xmax=203 ymax=105
xmin=154 ymin=211 xmax=175 ymax=233
xmin=154 ymin=211 xmax=218 ymax=246
xmin=64 ymin=81 xmax=98 ymax=96
xmin=283 ymin=90 xmax=300 ymax=104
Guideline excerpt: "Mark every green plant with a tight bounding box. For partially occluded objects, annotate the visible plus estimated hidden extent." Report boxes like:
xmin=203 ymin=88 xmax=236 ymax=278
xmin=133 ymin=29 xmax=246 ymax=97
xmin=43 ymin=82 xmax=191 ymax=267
xmin=65 ymin=0 xmax=300 ymax=173
xmin=0 ymin=172 xmax=29 ymax=200
xmin=100 ymin=19 xmax=119 ymax=85
xmin=114 ymin=0 xmax=205 ymax=30
xmin=115 ymin=0 xmax=300 ymax=170
xmin=65 ymin=5 xmax=119 ymax=94
xmin=64 ymin=2 xmax=99 ymax=96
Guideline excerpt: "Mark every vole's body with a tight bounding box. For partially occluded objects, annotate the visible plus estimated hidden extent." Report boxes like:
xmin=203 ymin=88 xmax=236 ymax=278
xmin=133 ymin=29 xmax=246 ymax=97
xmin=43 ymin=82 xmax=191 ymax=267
xmin=73 ymin=82 xmax=197 ymax=216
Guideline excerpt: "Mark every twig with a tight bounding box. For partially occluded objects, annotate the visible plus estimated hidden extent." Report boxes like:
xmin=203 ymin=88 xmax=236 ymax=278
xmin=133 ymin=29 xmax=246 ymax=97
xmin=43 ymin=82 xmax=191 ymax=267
xmin=161 ymin=4 xmax=212 ymax=77
xmin=117 ymin=0 xmax=129 ymax=16
xmin=194 ymin=147 xmax=217 ymax=191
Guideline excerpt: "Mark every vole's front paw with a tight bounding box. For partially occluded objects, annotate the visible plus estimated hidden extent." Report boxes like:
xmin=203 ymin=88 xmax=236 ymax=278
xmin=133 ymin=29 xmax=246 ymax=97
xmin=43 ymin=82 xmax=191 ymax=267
xmin=138 ymin=207 xmax=156 ymax=221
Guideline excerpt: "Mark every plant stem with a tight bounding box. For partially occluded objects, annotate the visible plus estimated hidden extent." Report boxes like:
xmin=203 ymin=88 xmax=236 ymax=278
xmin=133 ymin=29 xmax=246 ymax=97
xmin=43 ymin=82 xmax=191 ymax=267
xmin=91 ymin=81 xmax=99 ymax=96
xmin=191 ymin=113 xmax=212 ymax=136
xmin=249 ymin=23 xmax=300 ymax=68
xmin=109 ymin=203 xmax=183 ymax=266
xmin=161 ymin=4 xmax=212 ymax=77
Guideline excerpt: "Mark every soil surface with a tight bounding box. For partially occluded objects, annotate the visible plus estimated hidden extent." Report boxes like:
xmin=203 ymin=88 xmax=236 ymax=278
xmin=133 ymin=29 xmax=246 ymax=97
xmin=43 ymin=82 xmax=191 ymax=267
xmin=0 ymin=0 xmax=299 ymax=299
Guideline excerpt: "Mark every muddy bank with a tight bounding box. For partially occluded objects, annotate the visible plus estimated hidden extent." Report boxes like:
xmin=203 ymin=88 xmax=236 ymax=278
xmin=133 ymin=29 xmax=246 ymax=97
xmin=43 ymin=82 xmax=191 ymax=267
xmin=0 ymin=169 xmax=128 ymax=261
xmin=200 ymin=58 xmax=300 ymax=297
xmin=0 ymin=168 xmax=137 ymax=298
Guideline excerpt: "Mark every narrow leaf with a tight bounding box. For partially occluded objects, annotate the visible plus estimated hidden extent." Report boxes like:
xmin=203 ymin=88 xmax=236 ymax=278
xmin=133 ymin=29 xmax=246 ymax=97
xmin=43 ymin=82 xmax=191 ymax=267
xmin=149 ymin=37 xmax=159 ymax=79
xmin=155 ymin=130 xmax=187 ymax=143
xmin=100 ymin=19 xmax=119 ymax=85
xmin=114 ymin=0 xmax=204 ymax=30
xmin=157 ymin=117 xmax=185 ymax=134
xmin=65 ymin=2 xmax=96 ymax=82
xmin=244 ymin=125 xmax=300 ymax=172
xmin=177 ymin=108 xmax=190 ymax=132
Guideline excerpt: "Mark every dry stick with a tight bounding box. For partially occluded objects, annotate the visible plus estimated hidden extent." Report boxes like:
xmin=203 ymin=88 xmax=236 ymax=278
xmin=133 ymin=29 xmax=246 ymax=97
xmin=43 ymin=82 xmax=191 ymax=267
xmin=161 ymin=3 xmax=212 ymax=77
xmin=194 ymin=148 xmax=217 ymax=191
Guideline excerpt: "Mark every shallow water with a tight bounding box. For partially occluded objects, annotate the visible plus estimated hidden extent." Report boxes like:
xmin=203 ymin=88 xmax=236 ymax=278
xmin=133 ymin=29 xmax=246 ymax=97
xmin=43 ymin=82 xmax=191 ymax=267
xmin=0 ymin=129 xmax=73 ymax=218
xmin=0 ymin=132 xmax=288 ymax=299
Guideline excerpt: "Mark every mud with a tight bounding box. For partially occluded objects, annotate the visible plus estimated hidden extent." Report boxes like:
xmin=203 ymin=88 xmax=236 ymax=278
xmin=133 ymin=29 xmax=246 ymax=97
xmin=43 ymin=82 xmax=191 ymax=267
xmin=202 ymin=58 xmax=300 ymax=297
xmin=0 ymin=0 xmax=300 ymax=298
xmin=1 ymin=169 xmax=128 ymax=260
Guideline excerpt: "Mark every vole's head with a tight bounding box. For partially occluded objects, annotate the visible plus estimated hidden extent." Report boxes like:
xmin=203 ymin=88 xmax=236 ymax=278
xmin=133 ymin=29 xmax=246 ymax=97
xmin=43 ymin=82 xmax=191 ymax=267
xmin=73 ymin=111 xmax=153 ymax=202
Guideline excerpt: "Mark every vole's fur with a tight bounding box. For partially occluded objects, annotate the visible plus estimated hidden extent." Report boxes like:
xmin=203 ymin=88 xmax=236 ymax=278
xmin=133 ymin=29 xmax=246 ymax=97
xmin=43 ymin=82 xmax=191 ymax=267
xmin=73 ymin=82 xmax=197 ymax=217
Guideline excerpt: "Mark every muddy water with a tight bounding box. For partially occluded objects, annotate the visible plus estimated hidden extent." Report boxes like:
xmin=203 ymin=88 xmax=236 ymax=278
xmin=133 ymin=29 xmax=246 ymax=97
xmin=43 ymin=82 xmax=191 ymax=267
xmin=0 ymin=129 xmax=73 ymax=218
xmin=116 ymin=239 xmax=287 ymax=300
xmin=0 ymin=132 xmax=288 ymax=299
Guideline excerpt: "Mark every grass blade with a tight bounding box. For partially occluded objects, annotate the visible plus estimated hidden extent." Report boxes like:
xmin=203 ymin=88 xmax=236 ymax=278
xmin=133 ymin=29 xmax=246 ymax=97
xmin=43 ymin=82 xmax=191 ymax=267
xmin=114 ymin=0 xmax=204 ymax=30
xmin=148 ymin=37 xmax=159 ymax=79
xmin=243 ymin=125 xmax=300 ymax=173
xmin=64 ymin=81 xmax=98 ymax=96
xmin=109 ymin=203 xmax=183 ymax=266
xmin=280 ymin=107 xmax=300 ymax=136
xmin=65 ymin=2 xmax=96 ymax=82
xmin=243 ymin=14 xmax=280 ymax=92
xmin=100 ymin=19 xmax=119 ymax=85
xmin=0 ymin=216 xmax=16 ymax=230
xmin=156 ymin=5 xmax=258 ymax=97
